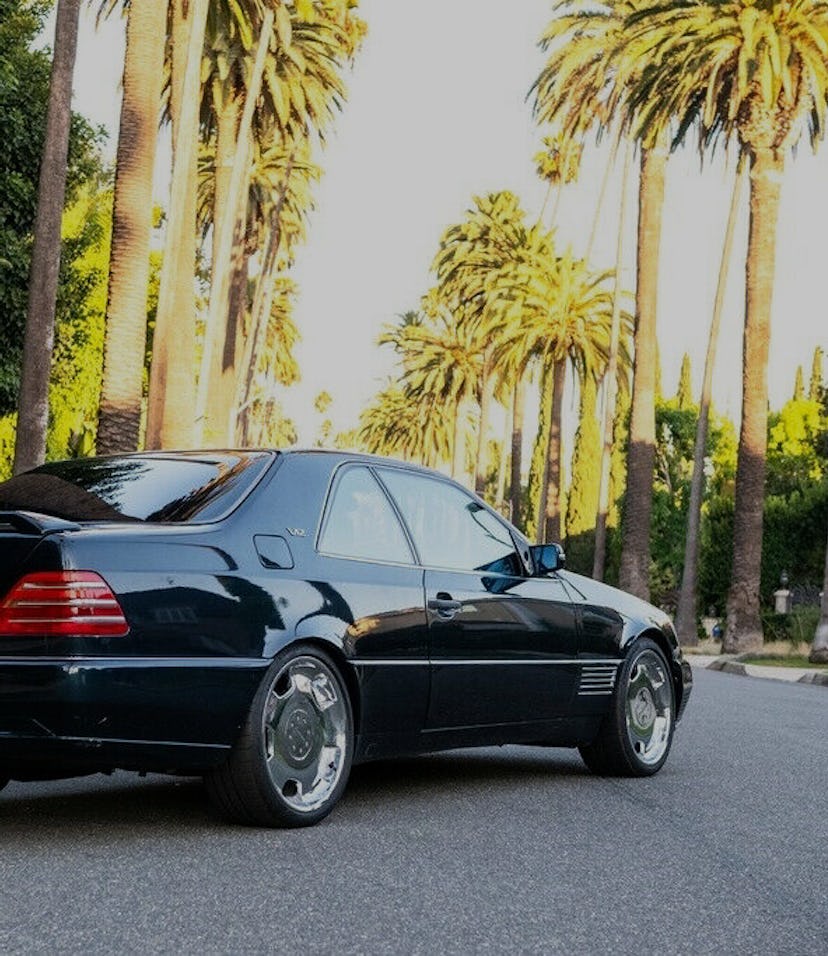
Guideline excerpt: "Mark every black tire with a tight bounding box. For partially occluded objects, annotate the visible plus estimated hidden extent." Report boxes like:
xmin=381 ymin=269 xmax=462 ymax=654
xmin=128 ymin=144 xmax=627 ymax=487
xmin=579 ymin=637 xmax=675 ymax=777
xmin=205 ymin=643 xmax=353 ymax=828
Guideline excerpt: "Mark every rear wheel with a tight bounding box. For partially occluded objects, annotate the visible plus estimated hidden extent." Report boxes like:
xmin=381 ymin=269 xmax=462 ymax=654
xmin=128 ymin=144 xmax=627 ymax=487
xmin=579 ymin=637 xmax=675 ymax=777
xmin=205 ymin=644 xmax=353 ymax=827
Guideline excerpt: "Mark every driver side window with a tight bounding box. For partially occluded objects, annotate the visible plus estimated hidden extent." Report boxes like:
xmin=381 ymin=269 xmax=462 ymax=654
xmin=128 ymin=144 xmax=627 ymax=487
xmin=377 ymin=469 xmax=521 ymax=575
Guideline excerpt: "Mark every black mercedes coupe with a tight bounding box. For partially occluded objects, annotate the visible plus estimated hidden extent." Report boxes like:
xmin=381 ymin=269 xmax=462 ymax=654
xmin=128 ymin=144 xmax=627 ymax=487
xmin=0 ymin=450 xmax=692 ymax=827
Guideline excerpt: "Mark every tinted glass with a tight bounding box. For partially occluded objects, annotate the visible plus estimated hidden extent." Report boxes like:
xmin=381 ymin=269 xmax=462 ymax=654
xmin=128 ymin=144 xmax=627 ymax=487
xmin=318 ymin=466 xmax=414 ymax=564
xmin=0 ymin=454 xmax=272 ymax=523
xmin=378 ymin=468 xmax=521 ymax=574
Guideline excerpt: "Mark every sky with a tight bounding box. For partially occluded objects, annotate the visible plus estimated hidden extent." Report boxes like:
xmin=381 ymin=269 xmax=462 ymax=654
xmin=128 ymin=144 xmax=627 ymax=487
xmin=52 ymin=1 xmax=828 ymax=445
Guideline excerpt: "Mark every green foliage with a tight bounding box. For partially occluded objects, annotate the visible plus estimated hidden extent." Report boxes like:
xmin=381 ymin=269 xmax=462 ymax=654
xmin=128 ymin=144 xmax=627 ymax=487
xmin=47 ymin=183 xmax=113 ymax=461
xmin=809 ymin=346 xmax=823 ymax=401
xmin=793 ymin=365 xmax=805 ymax=401
xmin=766 ymin=398 xmax=827 ymax=496
xmin=0 ymin=0 xmax=105 ymax=414
xmin=0 ymin=414 xmax=16 ymax=481
xmin=676 ymin=353 xmax=692 ymax=409
xmin=760 ymin=606 xmax=821 ymax=646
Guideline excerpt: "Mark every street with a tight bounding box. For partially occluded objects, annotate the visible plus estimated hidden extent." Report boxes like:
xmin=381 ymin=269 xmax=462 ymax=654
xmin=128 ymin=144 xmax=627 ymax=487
xmin=1 ymin=669 xmax=826 ymax=955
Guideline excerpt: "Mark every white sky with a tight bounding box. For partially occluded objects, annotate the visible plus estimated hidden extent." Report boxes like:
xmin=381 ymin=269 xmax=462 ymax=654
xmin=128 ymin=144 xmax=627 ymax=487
xmin=56 ymin=1 xmax=828 ymax=444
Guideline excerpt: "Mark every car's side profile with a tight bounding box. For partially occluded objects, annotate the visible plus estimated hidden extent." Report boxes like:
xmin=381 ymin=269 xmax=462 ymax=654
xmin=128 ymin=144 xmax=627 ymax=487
xmin=0 ymin=449 xmax=691 ymax=826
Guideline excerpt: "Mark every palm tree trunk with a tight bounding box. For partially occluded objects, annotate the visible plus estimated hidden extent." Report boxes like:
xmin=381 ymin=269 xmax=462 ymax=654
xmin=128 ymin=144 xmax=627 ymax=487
xmin=97 ymin=0 xmax=167 ymax=454
xmin=594 ymin=138 xmax=634 ymax=580
xmin=723 ymin=147 xmax=783 ymax=654
xmin=12 ymin=0 xmax=81 ymax=474
xmin=474 ymin=354 xmax=494 ymax=495
xmin=451 ymin=401 xmax=464 ymax=479
xmin=543 ymin=356 xmax=567 ymax=543
xmin=809 ymin=525 xmax=828 ymax=663
xmin=495 ymin=391 xmax=512 ymax=511
xmin=145 ymin=0 xmax=198 ymax=450
xmin=510 ymin=377 xmax=525 ymax=528
xmin=619 ymin=142 xmax=668 ymax=601
xmin=146 ymin=0 xmax=209 ymax=449
xmin=584 ymin=134 xmax=618 ymax=264
xmin=233 ymin=152 xmax=296 ymax=444
xmin=195 ymin=9 xmax=273 ymax=446
xmin=675 ymin=157 xmax=745 ymax=645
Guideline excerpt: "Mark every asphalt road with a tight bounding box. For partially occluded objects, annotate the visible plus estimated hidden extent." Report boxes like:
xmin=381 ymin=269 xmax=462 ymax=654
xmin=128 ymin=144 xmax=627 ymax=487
xmin=1 ymin=669 xmax=826 ymax=955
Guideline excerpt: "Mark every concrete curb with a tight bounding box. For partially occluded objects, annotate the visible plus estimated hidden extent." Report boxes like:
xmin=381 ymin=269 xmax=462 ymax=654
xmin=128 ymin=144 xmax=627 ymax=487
xmin=688 ymin=654 xmax=828 ymax=687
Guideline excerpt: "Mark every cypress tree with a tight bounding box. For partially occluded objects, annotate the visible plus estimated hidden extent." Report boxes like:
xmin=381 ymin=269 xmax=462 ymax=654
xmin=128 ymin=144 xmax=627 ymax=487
xmin=565 ymin=375 xmax=601 ymax=573
xmin=809 ymin=347 xmax=823 ymax=401
xmin=793 ymin=365 xmax=805 ymax=401
xmin=676 ymin=353 xmax=693 ymax=409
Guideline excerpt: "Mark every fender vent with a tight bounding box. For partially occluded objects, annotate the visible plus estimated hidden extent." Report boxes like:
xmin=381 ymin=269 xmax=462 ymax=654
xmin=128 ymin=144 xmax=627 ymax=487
xmin=579 ymin=664 xmax=618 ymax=696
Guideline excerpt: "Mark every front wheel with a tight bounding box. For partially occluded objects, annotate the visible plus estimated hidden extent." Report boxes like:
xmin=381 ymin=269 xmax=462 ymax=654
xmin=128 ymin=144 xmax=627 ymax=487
xmin=579 ymin=637 xmax=675 ymax=777
xmin=205 ymin=644 xmax=353 ymax=827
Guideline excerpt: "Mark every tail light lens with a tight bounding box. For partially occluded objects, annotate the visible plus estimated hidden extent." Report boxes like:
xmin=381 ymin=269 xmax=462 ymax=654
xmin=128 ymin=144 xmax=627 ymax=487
xmin=0 ymin=571 xmax=129 ymax=637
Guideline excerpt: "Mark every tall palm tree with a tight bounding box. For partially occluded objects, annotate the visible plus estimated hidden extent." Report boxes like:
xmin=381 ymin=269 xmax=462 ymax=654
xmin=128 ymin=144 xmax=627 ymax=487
xmin=674 ymin=157 xmax=746 ymax=646
xmin=97 ymin=0 xmax=168 ymax=455
xmin=620 ymin=0 xmax=828 ymax=650
xmin=146 ymin=0 xmax=210 ymax=449
xmin=357 ymin=383 xmax=452 ymax=467
xmin=533 ymin=0 xmax=669 ymax=597
xmin=534 ymin=132 xmax=582 ymax=226
xmin=13 ymin=0 xmax=81 ymax=474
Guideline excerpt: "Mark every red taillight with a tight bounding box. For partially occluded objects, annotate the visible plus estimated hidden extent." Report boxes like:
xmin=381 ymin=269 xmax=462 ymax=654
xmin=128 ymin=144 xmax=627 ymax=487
xmin=0 ymin=571 xmax=129 ymax=637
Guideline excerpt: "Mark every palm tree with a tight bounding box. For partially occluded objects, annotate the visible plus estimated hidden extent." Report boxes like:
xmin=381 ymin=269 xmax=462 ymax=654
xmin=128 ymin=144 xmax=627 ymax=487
xmin=145 ymin=0 xmax=210 ymax=449
xmin=381 ymin=299 xmax=483 ymax=481
xmin=357 ymin=383 xmax=452 ymax=467
xmin=674 ymin=158 xmax=746 ymax=646
xmin=144 ymin=0 xmax=201 ymax=450
xmin=493 ymin=247 xmax=631 ymax=544
xmin=619 ymin=0 xmax=828 ymax=650
xmin=96 ymin=0 xmax=168 ymax=455
xmin=533 ymin=0 xmax=669 ymax=597
xmin=534 ymin=132 xmax=582 ymax=226
xmin=432 ymin=191 xmax=532 ymax=494
xmin=13 ymin=0 xmax=81 ymax=474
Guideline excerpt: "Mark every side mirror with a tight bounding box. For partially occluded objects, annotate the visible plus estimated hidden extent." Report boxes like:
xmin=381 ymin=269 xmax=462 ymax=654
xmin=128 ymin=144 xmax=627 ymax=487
xmin=530 ymin=543 xmax=566 ymax=575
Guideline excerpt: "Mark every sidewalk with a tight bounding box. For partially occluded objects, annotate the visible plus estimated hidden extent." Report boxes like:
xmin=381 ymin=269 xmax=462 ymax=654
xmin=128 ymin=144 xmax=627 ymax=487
xmin=687 ymin=653 xmax=828 ymax=687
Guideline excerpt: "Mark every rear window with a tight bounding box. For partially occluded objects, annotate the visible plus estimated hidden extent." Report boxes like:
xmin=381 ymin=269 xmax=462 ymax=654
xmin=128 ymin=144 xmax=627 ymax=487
xmin=0 ymin=453 xmax=273 ymax=523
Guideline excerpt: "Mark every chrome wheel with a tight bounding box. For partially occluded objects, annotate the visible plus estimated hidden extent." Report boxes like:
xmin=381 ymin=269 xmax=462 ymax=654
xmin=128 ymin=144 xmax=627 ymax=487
xmin=262 ymin=656 xmax=348 ymax=814
xmin=624 ymin=649 xmax=673 ymax=767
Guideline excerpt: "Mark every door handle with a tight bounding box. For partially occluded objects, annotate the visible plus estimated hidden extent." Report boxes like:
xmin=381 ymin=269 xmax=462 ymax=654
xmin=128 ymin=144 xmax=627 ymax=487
xmin=428 ymin=594 xmax=462 ymax=618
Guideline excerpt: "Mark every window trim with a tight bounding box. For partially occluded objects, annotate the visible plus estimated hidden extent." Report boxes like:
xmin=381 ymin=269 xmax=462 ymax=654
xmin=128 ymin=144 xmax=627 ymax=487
xmin=315 ymin=463 xmax=417 ymax=566
xmin=373 ymin=464 xmax=528 ymax=578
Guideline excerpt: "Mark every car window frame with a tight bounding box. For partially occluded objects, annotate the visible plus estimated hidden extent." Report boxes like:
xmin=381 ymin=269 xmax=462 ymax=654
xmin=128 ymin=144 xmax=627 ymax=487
xmin=373 ymin=464 xmax=531 ymax=579
xmin=315 ymin=462 xmax=418 ymax=567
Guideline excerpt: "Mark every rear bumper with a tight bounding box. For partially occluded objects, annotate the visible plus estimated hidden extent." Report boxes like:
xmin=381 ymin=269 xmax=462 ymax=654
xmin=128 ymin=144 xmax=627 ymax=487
xmin=0 ymin=656 xmax=268 ymax=777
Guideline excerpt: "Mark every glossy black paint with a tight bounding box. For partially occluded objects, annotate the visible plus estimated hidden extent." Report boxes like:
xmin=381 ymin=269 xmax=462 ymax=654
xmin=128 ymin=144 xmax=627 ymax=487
xmin=0 ymin=449 xmax=691 ymax=782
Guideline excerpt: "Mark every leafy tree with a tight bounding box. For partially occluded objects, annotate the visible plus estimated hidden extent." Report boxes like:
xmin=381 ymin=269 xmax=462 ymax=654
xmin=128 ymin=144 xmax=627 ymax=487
xmin=676 ymin=353 xmax=692 ymax=410
xmin=0 ymin=0 xmax=99 ymax=438
xmin=793 ymin=365 xmax=805 ymax=402
xmin=810 ymin=347 xmax=824 ymax=402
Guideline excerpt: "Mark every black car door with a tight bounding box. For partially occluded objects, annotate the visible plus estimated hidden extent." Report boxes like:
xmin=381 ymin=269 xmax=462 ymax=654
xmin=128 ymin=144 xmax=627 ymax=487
xmin=375 ymin=466 xmax=579 ymax=730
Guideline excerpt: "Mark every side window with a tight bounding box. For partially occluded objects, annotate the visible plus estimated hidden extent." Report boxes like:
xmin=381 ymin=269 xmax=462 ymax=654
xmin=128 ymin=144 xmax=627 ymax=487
xmin=318 ymin=466 xmax=414 ymax=565
xmin=377 ymin=468 xmax=521 ymax=575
